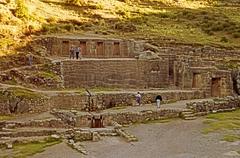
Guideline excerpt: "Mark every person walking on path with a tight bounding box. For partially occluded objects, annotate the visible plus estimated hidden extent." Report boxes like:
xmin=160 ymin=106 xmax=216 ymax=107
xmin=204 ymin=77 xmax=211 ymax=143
xmin=155 ymin=95 xmax=162 ymax=108
xmin=136 ymin=92 xmax=142 ymax=106
xmin=69 ymin=45 xmax=75 ymax=59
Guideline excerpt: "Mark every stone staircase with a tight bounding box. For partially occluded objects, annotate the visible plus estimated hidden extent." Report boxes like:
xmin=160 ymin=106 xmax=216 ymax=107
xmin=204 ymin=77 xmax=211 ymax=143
xmin=181 ymin=109 xmax=197 ymax=120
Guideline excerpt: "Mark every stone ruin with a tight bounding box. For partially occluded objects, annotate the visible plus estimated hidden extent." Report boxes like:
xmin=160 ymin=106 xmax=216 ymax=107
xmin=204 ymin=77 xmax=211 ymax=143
xmin=44 ymin=35 xmax=233 ymax=97
xmin=0 ymin=35 xmax=239 ymax=154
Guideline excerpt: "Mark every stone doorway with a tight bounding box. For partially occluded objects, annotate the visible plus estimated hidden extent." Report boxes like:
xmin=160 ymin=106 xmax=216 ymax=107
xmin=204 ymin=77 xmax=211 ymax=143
xmin=80 ymin=41 xmax=87 ymax=55
xmin=62 ymin=41 xmax=69 ymax=56
xmin=192 ymin=73 xmax=202 ymax=88
xmin=211 ymin=78 xmax=221 ymax=97
xmin=97 ymin=42 xmax=104 ymax=56
xmin=91 ymin=116 xmax=104 ymax=128
xmin=113 ymin=42 xmax=120 ymax=56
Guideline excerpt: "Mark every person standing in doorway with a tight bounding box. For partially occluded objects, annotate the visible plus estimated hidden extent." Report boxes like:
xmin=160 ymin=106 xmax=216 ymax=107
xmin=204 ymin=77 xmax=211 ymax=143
xmin=136 ymin=92 xmax=142 ymax=106
xmin=69 ymin=45 xmax=75 ymax=59
xmin=75 ymin=46 xmax=81 ymax=59
xmin=155 ymin=95 xmax=162 ymax=108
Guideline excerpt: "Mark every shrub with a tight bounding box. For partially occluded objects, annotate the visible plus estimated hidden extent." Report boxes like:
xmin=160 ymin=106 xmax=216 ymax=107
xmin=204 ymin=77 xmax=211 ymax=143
xmin=114 ymin=21 xmax=137 ymax=32
xmin=220 ymin=36 xmax=228 ymax=42
xmin=15 ymin=0 xmax=29 ymax=19
xmin=46 ymin=17 xmax=58 ymax=23
xmin=233 ymin=32 xmax=240 ymax=38
xmin=66 ymin=0 xmax=85 ymax=6
xmin=63 ymin=24 xmax=75 ymax=31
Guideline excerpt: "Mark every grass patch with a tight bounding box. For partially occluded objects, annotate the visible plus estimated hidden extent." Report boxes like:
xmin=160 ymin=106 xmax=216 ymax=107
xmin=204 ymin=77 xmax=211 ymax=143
xmin=11 ymin=137 xmax=61 ymax=158
xmin=90 ymin=87 xmax=119 ymax=92
xmin=36 ymin=71 xmax=61 ymax=81
xmin=202 ymin=109 xmax=240 ymax=136
xmin=6 ymin=87 xmax=42 ymax=99
xmin=222 ymin=134 xmax=240 ymax=142
xmin=0 ymin=115 xmax=15 ymax=121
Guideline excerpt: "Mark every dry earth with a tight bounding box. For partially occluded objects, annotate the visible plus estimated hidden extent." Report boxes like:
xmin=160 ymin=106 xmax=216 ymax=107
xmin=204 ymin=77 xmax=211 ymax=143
xmin=32 ymin=119 xmax=240 ymax=158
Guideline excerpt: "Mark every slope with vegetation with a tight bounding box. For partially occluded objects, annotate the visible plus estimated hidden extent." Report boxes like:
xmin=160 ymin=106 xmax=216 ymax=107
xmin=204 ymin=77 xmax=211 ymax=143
xmin=0 ymin=0 xmax=240 ymax=86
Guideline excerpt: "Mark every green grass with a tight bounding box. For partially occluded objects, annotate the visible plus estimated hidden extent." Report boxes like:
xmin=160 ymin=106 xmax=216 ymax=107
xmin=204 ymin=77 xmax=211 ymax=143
xmin=202 ymin=109 xmax=240 ymax=139
xmin=12 ymin=137 xmax=61 ymax=158
xmin=0 ymin=115 xmax=15 ymax=121
xmin=6 ymin=87 xmax=42 ymax=99
xmin=90 ymin=87 xmax=119 ymax=92
xmin=222 ymin=134 xmax=240 ymax=142
xmin=36 ymin=71 xmax=61 ymax=81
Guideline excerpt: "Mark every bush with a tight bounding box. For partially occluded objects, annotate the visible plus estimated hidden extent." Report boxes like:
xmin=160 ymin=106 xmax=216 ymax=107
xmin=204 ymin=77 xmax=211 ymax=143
xmin=63 ymin=24 xmax=75 ymax=31
xmin=220 ymin=36 xmax=228 ymax=42
xmin=66 ymin=0 xmax=85 ymax=6
xmin=233 ymin=32 xmax=240 ymax=38
xmin=114 ymin=21 xmax=137 ymax=32
xmin=46 ymin=17 xmax=58 ymax=23
xmin=15 ymin=0 xmax=29 ymax=19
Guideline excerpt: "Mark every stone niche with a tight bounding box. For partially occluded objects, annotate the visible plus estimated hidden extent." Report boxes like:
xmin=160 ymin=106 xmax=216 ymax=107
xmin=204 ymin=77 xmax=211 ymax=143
xmin=45 ymin=36 xmax=136 ymax=58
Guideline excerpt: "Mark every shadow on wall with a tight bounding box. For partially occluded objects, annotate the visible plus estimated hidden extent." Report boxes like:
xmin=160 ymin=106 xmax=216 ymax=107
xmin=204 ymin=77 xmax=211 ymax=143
xmin=232 ymin=70 xmax=240 ymax=95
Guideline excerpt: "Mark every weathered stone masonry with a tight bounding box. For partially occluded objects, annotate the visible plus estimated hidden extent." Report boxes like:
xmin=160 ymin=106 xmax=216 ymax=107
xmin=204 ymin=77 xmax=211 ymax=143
xmin=62 ymin=59 xmax=169 ymax=88
xmin=45 ymin=36 xmax=136 ymax=58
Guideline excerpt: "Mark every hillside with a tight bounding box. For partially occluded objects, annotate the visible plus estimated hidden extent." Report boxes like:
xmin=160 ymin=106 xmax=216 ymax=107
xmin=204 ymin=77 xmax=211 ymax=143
xmin=0 ymin=0 xmax=240 ymax=70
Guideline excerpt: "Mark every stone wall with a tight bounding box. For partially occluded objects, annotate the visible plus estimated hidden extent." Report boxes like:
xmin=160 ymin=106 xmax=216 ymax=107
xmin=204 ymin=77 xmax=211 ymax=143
xmin=0 ymin=87 xmax=50 ymax=115
xmin=186 ymin=96 xmax=240 ymax=113
xmin=95 ymin=90 xmax=204 ymax=110
xmin=45 ymin=36 xmax=136 ymax=58
xmin=156 ymin=44 xmax=240 ymax=59
xmin=55 ymin=108 xmax=181 ymax=127
xmin=174 ymin=57 xmax=233 ymax=97
xmin=62 ymin=59 xmax=170 ymax=88
xmin=0 ymin=88 xmax=205 ymax=114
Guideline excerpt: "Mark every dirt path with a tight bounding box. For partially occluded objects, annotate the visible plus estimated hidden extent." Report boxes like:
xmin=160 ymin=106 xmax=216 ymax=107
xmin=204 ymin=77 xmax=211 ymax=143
xmin=31 ymin=119 xmax=240 ymax=158
xmin=81 ymin=119 xmax=240 ymax=158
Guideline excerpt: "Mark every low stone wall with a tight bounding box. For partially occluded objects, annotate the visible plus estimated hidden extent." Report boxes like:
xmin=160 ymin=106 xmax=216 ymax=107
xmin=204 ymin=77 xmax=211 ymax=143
xmin=186 ymin=96 xmax=240 ymax=113
xmin=0 ymin=89 xmax=205 ymax=114
xmin=102 ymin=109 xmax=180 ymax=125
xmin=1 ymin=118 xmax=67 ymax=129
xmin=96 ymin=90 xmax=204 ymax=109
xmin=71 ymin=109 xmax=181 ymax=127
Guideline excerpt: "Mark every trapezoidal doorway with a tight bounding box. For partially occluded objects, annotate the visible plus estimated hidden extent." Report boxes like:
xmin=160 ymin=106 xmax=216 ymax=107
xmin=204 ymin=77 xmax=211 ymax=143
xmin=192 ymin=73 xmax=202 ymax=88
xmin=211 ymin=78 xmax=221 ymax=97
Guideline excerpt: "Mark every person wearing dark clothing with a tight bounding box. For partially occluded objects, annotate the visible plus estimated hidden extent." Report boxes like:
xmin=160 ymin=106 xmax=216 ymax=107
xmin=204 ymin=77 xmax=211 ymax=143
xmin=155 ymin=95 xmax=162 ymax=108
xmin=75 ymin=47 xmax=81 ymax=59
xmin=69 ymin=46 xmax=75 ymax=59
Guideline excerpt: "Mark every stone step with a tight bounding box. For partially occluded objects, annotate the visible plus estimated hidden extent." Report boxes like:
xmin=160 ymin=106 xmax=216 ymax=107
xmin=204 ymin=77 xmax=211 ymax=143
xmin=183 ymin=114 xmax=195 ymax=118
xmin=184 ymin=117 xmax=197 ymax=120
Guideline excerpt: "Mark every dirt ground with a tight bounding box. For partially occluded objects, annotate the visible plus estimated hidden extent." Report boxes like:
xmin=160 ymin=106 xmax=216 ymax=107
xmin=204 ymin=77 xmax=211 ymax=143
xmin=32 ymin=119 xmax=240 ymax=158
